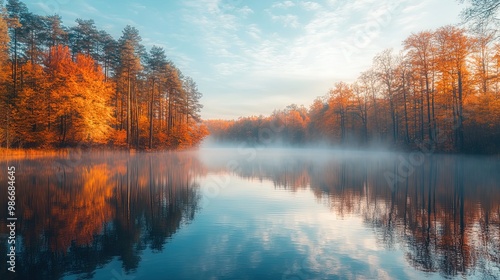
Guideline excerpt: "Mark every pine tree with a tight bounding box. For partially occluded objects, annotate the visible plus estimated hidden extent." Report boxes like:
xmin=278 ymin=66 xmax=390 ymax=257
xmin=117 ymin=25 xmax=143 ymax=148
xmin=146 ymin=46 xmax=167 ymax=148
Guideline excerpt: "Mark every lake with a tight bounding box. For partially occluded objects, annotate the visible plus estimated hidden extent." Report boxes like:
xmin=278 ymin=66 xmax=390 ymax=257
xmin=1 ymin=148 xmax=499 ymax=279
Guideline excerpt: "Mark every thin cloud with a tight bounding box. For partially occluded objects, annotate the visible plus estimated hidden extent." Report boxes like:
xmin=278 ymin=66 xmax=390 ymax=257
xmin=401 ymin=0 xmax=428 ymax=13
xmin=272 ymin=1 xmax=296 ymax=9
xmin=238 ymin=6 xmax=254 ymax=17
xmin=247 ymin=24 xmax=262 ymax=40
xmin=301 ymin=1 xmax=322 ymax=11
xmin=128 ymin=3 xmax=147 ymax=10
xmin=82 ymin=2 xmax=99 ymax=14
xmin=271 ymin=14 xmax=300 ymax=28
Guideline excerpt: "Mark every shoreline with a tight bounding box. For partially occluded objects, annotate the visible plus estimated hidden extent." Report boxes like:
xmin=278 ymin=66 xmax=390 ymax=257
xmin=1 ymin=146 xmax=499 ymax=159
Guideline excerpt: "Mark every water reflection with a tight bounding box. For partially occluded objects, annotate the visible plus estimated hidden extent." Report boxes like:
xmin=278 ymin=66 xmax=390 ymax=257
xmin=0 ymin=149 xmax=499 ymax=279
xmin=200 ymin=149 xmax=500 ymax=278
xmin=319 ymin=156 xmax=500 ymax=278
xmin=0 ymin=152 xmax=204 ymax=280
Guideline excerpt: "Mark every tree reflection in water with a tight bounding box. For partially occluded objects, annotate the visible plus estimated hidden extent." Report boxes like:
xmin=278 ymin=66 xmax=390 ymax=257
xmin=0 ymin=151 xmax=204 ymax=280
xmin=211 ymin=151 xmax=500 ymax=278
xmin=0 ymin=150 xmax=499 ymax=279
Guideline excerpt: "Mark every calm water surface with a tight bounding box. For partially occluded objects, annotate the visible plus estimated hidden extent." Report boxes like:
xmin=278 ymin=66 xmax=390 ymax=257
xmin=1 ymin=148 xmax=499 ymax=279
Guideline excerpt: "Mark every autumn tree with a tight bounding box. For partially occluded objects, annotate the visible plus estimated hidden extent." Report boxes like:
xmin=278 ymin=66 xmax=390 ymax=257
xmin=43 ymin=46 xmax=114 ymax=145
xmin=13 ymin=60 xmax=48 ymax=146
xmin=307 ymin=97 xmax=329 ymax=141
xmin=374 ymin=49 xmax=401 ymax=144
xmin=182 ymin=76 xmax=205 ymax=146
xmin=326 ymin=82 xmax=353 ymax=144
xmin=281 ymin=104 xmax=308 ymax=144
xmin=395 ymin=54 xmax=413 ymax=144
xmin=404 ymin=32 xmax=437 ymax=145
xmin=434 ymin=26 xmax=472 ymax=151
xmin=0 ymin=6 xmax=11 ymax=148
xmin=351 ymin=81 xmax=370 ymax=143
xmin=358 ymin=69 xmax=381 ymax=140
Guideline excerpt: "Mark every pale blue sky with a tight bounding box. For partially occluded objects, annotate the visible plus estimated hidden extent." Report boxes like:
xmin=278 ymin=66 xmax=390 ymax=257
xmin=27 ymin=0 xmax=464 ymax=120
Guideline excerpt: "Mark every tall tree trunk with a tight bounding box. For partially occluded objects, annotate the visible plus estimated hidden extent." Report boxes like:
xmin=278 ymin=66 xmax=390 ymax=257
xmin=372 ymin=91 xmax=379 ymax=140
xmin=127 ymin=69 xmax=131 ymax=148
xmin=159 ymin=84 xmax=163 ymax=132
xmin=149 ymin=79 xmax=154 ymax=149
xmin=420 ymin=80 xmax=425 ymax=142
xmin=403 ymin=76 xmax=410 ymax=144
xmin=13 ymin=28 xmax=17 ymax=98
xmin=115 ymin=89 xmax=119 ymax=129
xmin=413 ymin=89 xmax=418 ymax=141
xmin=457 ymin=70 xmax=464 ymax=151
xmin=391 ymin=101 xmax=397 ymax=143
xmin=452 ymin=85 xmax=458 ymax=150
xmin=431 ymin=70 xmax=437 ymax=145
xmin=363 ymin=104 xmax=368 ymax=143
xmin=120 ymin=94 xmax=124 ymax=131
xmin=135 ymin=87 xmax=140 ymax=149
xmin=425 ymin=73 xmax=433 ymax=145
xmin=168 ymin=91 xmax=172 ymax=135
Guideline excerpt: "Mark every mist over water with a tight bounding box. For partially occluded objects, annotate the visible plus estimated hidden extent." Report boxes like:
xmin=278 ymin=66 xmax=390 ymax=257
xmin=200 ymin=135 xmax=397 ymax=153
xmin=1 ymin=148 xmax=499 ymax=279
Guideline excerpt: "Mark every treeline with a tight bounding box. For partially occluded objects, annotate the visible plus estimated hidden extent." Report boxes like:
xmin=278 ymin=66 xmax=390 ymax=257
xmin=0 ymin=0 xmax=208 ymax=149
xmin=207 ymin=26 xmax=500 ymax=153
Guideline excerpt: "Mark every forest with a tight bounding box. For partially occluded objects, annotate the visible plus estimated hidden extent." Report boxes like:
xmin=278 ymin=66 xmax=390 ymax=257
xmin=0 ymin=0 xmax=208 ymax=150
xmin=2 ymin=0 xmax=500 ymax=153
xmin=207 ymin=26 xmax=500 ymax=153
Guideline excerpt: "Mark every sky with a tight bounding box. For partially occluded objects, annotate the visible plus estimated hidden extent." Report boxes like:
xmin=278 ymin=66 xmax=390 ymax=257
xmin=26 ymin=0 xmax=464 ymax=120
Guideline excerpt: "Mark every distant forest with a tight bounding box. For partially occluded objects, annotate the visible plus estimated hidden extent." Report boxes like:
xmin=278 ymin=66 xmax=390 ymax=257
xmin=207 ymin=24 xmax=500 ymax=154
xmin=0 ymin=0 xmax=208 ymax=150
